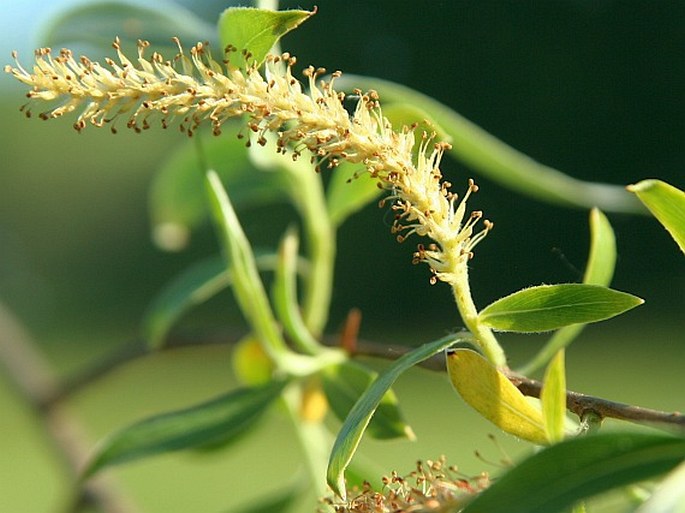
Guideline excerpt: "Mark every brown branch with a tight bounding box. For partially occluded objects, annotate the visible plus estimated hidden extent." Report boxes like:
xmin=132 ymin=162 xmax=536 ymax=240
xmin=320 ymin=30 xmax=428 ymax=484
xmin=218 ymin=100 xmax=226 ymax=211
xmin=0 ymin=301 xmax=140 ymax=513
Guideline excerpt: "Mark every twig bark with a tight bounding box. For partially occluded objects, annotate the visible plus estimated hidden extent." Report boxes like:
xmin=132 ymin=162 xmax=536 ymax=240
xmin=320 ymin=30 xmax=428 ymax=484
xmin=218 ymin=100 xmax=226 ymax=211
xmin=0 ymin=301 xmax=140 ymax=513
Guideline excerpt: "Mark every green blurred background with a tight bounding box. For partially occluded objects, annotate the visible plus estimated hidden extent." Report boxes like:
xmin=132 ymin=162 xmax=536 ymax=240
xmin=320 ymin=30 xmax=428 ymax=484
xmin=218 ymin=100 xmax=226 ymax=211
xmin=1 ymin=1 xmax=683 ymax=512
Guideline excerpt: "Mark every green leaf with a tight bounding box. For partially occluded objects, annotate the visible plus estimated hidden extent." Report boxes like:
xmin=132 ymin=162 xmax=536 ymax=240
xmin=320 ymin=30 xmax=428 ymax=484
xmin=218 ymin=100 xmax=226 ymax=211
xmin=446 ymin=349 xmax=548 ymax=445
xmin=461 ymin=431 xmax=685 ymax=513
xmin=628 ymin=179 xmax=685 ymax=253
xmin=541 ymin=350 xmax=567 ymax=443
xmin=326 ymin=161 xmax=382 ymax=227
xmin=479 ymin=284 xmax=643 ymax=333
xmin=321 ymin=360 xmax=414 ymax=441
xmin=84 ymin=380 xmax=286 ymax=478
xmin=150 ymin=130 xmax=291 ymax=251
xmin=327 ymin=334 xmax=462 ymax=499
xmin=335 ymin=75 xmax=643 ymax=214
xmin=218 ymin=7 xmax=314 ymax=68
xmin=42 ymin=0 xmax=217 ymax=51
xmin=206 ymin=170 xmax=289 ymax=359
xmin=519 ymin=209 xmax=617 ymax=374
xmin=382 ymin=103 xmax=452 ymax=145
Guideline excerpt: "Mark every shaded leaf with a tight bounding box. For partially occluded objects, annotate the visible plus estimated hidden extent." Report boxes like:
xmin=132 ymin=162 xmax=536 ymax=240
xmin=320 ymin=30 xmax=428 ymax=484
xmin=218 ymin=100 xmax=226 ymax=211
xmin=628 ymin=179 xmax=685 ymax=254
xmin=541 ymin=350 xmax=566 ymax=443
xmin=84 ymin=380 xmax=286 ymax=477
xmin=327 ymin=335 xmax=463 ymax=499
xmin=42 ymin=0 xmax=217 ymax=51
xmin=446 ymin=349 xmax=547 ymax=445
xmin=206 ymin=170 xmax=289 ymax=358
xmin=519 ymin=209 xmax=617 ymax=374
xmin=218 ymin=7 xmax=314 ymax=68
xmin=461 ymin=431 xmax=685 ymax=513
xmin=636 ymin=460 xmax=685 ymax=513
xmin=335 ymin=75 xmax=642 ymax=213
xmin=479 ymin=284 xmax=643 ymax=333
xmin=326 ymin=161 xmax=381 ymax=227
xmin=149 ymin=130 xmax=291 ymax=251
xmin=321 ymin=360 xmax=413 ymax=441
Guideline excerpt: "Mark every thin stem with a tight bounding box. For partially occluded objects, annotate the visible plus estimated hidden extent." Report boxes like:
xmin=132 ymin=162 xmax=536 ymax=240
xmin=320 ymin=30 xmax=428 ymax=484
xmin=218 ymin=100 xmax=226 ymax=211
xmin=451 ymin=264 xmax=506 ymax=367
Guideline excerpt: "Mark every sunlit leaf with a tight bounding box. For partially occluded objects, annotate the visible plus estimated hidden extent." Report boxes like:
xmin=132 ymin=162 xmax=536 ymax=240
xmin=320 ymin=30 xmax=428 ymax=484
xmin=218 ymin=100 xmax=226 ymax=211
xmin=382 ymin=103 xmax=452 ymax=145
xmin=42 ymin=0 xmax=217 ymax=51
xmin=326 ymin=161 xmax=381 ymax=227
xmin=232 ymin=335 xmax=274 ymax=386
xmin=218 ymin=6 xmax=314 ymax=68
xmin=628 ymin=179 xmax=685 ymax=254
xmin=479 ymin=284 xmax=643 ymax=333
xmin=541 ymin=350 xmax=566 ymax=443
xmin=327 ymin=335 xmax=461 ymax=499
xmin=446 ymin=349 xmax=547 ymax=445
xmin=149 ymin=129 xmax=291 ymax=251
xmin=84 ymin=380 xmax=287 ymax=477
xmin=335 ymin=75 xmax=642 ymax=213
xmin=635 ymin=460 xmax=685 ymax=513
xmin=519 ymin=209 xmax=617 ymax=374
xmin=321 ymin=360 xmax=413 ymax=441
xmin=461 ymin=431 xmax=685 ymax=513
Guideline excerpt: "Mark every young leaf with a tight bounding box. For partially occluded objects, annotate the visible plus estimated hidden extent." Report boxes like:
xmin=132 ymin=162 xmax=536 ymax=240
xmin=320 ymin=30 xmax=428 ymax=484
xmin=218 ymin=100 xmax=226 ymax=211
xmin=149 ymin=130 xmax=291 ymax=251
xmin=461 ymin=431 xmax=685 ymax=513
xmin=540 ymin=349 xmax=567 ymax=443
xmin=446 ymin=349 xmax=548 ymax=445
xmin=321 ymin=360 xmax=413 ymax=441
xmin=479 ymin=283 xmax=643 ymax=333
xmin=326 ymin=161 xmax=381 ymax=227
xmin=334 ymin=75 xmax=643 ymax=214
xmin=218 ymin=7 xmax=315 ymax=69
xmin=84 ymin=380 xmax=287 ymax=478
xmin=520 ymin=209 xmax=617 ymax=374
xmin=41 ymin=0 xmax=217 ymax=51
xmin=327 ymin=334 xmax=462 ymax=499
xmin=205 ymin=170 xmax=289 ymax=359
xmin=628 ymin=179 xmax=685 ymax=254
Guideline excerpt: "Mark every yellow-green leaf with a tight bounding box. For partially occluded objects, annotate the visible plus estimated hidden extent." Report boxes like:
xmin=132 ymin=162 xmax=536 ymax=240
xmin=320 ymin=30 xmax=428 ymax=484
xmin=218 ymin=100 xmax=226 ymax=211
xmin=218 ymin=7 xmax=314 ymax=69
xmin=447 ymin=349 xmax=547 ymax=444
xmin=628 ymin=179 xmax=685 ymax=254
xmin=541 ymin=349 xmax=567 ymax=443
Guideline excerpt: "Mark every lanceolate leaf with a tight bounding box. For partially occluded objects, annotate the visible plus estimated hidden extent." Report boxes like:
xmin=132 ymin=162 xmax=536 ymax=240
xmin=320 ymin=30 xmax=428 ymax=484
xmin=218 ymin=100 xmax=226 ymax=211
xmin=321 ymin=360 xmax=413 ymax=441
xmin=327 ymin=335 xmax=462 ymax=499
xmin=461 ymin=431 xmax=685 ymax=513
xmin=335 ymin=75 xmax=642 ymax=214
xmin=479 ymin=284 xmax=643 ymax=333
xmin=84 ymin=380 xmax=287 ymax=478
xmin=218 ymin=7 xmax=314 ymax=68
xmin=628 ymin=179 xmax=685 ymax=254
xmin=326 ymin=161 xmax=381 ymax=227
xmin=446 ymin=349 xmax=547 ymax=445
xmin=540 ymin=350 xmax=567 ymax=443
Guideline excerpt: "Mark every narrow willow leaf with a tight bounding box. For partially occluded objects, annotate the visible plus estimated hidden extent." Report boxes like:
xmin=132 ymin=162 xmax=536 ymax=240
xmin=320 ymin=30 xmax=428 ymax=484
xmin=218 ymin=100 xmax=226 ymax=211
xmin=218 ymin=7 xmax=314 ymax=68
xmin=232 ymin=335 xmax=274 ymax=386
xmin=42 ymin=0 xmax=217 ymax=51
xmin=479 ymin=284 xmax=643 ymax=333
xmin=628 ymin=179 xmax=685 ymax=253
xmin=149 ymin=130 xmax=291 ymax=251
xmin=635 ymin=460 xmax=685 ymax=513
xmin=321 ymin=360 xmax=413 ymax=441
xmin=327 ymin=335 xmax=461 ymax=499
xmin=84 ymin=380 xmax=286 ymax=478
xmin=541 ymin=350 xmax=566 ymax=443
xmin=382 ymin=103 xmax=452 ymax=145
xmin=446 ymin=349 xmax=547 ymax=445
xmin=520 ymin=209 xmax=617 ymax=374
xmin=326 ymin=161 xmax=381 ymax=227
xmin=271 ymin=229 xmax=322 ymax=355
xmin=206 ymin=170 xmax=288 ymax=358
xmin=461 ymin=432 xmax=685 ymax=513
xmin=335 ymin=75 xmax=642 ymax=214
